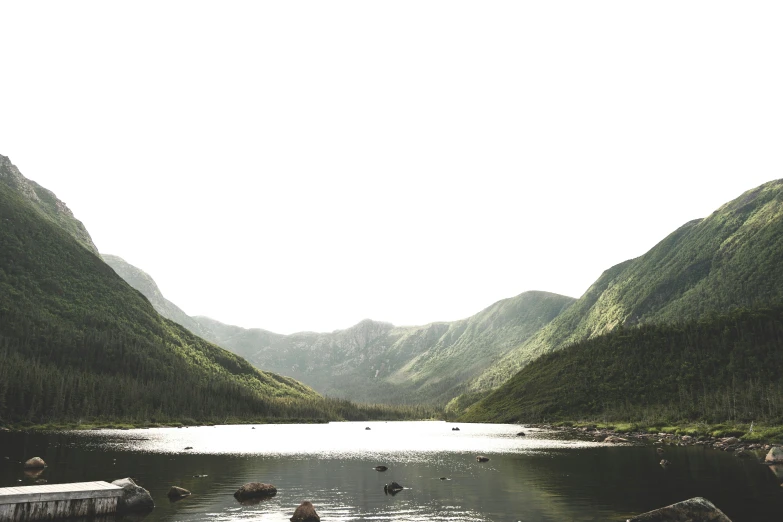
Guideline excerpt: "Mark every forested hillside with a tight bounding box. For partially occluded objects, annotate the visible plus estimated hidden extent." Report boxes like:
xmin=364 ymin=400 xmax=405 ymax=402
xmin=461 ymin=305 xmax=783 ymax=424
xmin=465 ymin=179 xmax=783 ymax=397
xmin=0 ymin=157 xmax=424 ymax=425
xmin=184 ymin=292 xmax=573 ymax=405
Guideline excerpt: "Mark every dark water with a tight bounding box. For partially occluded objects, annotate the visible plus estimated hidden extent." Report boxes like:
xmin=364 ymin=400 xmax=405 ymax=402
xmin=1 ymin=422 xmax=783 ymax=521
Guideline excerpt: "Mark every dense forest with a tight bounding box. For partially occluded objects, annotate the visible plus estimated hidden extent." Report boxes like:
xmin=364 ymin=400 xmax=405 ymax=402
xmin=461 ymin=304 xmax=783 ymax=424
xmin=0 ymin=165 xmax=434 ymax=426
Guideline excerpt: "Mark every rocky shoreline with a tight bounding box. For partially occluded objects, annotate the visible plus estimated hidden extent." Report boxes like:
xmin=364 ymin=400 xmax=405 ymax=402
xmin=535 ymin=423 xmax=779 ymax=457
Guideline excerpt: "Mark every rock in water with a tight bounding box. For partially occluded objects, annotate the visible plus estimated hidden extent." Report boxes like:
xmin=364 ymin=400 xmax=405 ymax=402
xmin=517 ymin=432 xmax=526 ymax=436
xmin=290 ymin=501 xmax=320 ymax=522
xmin=384 ymin=482 xmax=403 ymax=494
xmin=627 ymin=497 xmax=732 ymax=522
xmin=374 ymin=465 xmax=388 ymax=471
xmin=23 ymin=457 xmax=46 ymax=469
xmin=765 ymin=446 xmax=783 ymax=463
xmin=476 ymin=456 xmax=490 ymax=462
xmin=167 ymin=486 xmax=191 ymax=498
xmin=604 ymin=435 xmax=629 ymax=443
xmin=659 ymin=459 xmax=671 ymax=468
xmin=234 ymin=482 xmax=278 ymax=500
xmin=112 ymin=477 xmax=155 ymax=513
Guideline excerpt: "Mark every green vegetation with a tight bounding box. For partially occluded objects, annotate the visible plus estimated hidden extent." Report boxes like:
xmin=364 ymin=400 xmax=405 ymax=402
xmin=461 ymin=305 xmax=783 ymax=426
xmin=0 ymin=164 xmax=435 ymax=426
xmin=463 ymin=179 xmax=783 ymax=402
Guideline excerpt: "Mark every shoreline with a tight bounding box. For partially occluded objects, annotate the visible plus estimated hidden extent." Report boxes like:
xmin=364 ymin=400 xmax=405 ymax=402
xmin=532 ymin=421 xmax=783 ymax=453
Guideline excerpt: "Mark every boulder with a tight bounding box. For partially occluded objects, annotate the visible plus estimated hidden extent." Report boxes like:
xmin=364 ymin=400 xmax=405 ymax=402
xmin=384 ymin=482 xmax=403 ymax=494
xmin=765 ymin=446 xmax=783 ymax=463
xmin=290 ymin=501 xmax=320 ymax=522
xmin=23 ymin=457 xmax=46 ymax=469
xmin=167 ymin=486 xmax=191 ymax=498
xmin=476 ymin=456 xmax=490 ymax=462
xmin=722 ymin=437 xmax=740 ymax=445
xmin=626 ymin=497 xmax=732 ymax=521
xmin=233 ymin=482 xmax=277 ymax=500
xmin=112 ymin=478 xmax=155 ymax=513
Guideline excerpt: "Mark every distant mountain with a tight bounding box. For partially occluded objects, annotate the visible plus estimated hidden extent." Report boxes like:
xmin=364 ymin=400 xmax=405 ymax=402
xmin=191 ymin=291 xmax=575 ymax=405
xmin=103 ymin=252 xmax=575 ymax=405
xmin=0 ymin=155 xmax=332 ymax=425
xmin=101 ymin=254 xmax=214 ymax=340
xmin=459 ymin=179 xmax=783 ymax=411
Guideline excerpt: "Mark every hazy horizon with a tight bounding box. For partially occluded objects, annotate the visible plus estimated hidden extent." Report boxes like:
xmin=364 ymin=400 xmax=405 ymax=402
xmin=2 ymin=1 xmax=781 ymax=334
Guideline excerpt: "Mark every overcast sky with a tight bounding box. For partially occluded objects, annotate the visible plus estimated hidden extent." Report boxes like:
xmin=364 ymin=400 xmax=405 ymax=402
xmin=2 ymin=1 xmax=782 ymax=334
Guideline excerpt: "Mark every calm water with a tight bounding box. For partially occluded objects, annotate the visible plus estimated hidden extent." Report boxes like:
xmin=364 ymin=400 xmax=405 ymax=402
xmin=2 ymin=421 xmax=783 ymax=521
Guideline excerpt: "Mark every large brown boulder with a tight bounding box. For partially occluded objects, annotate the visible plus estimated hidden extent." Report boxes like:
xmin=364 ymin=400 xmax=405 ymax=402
xmin=765 ymin=446 xmax=783 ymax=463
xmin=290 ymin=501 xmax=320 ymax=522
xmin=23 ymin=457 xmax=46 ymax=469
xmin=112 ymin=478 xmax=155 ymax=513
xmin=627 ymin=497 xmax=732 ymax=522
xmin=234 ymin=482 xmax=277 ymax=500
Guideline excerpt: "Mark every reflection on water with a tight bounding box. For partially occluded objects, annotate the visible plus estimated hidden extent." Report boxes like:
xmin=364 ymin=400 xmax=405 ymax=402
xmin=1 ymin=421 xmax=783 ymax=522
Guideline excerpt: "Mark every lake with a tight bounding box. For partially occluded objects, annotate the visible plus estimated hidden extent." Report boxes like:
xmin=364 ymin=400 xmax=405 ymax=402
xmin=1 ymin=421 xmax=783 ymax=521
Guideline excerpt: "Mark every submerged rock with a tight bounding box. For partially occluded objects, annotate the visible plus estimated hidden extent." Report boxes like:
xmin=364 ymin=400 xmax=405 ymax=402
xmin=112 ymin=477 xmax=155 ymax=513
xmin=234 ymin=482 xmax=277 ymax=500
xmin=476 ymin=456 xmax=490 ymax=462
xmin=167 ymin=486 xmax=191 ymax=498
xmin=23 ymin=457 xmax=46 ymax=469
xmin=626 ymin=496 xmax=732 ymax=521
xmin=290 ymin=501 xmax=320 ymax=522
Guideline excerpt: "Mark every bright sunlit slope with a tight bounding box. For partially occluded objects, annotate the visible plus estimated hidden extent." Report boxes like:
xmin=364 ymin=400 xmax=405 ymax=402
xmin=457 ymin=179 xmax=783 ymax=413
xmin=0 ymin=154 xmax=327 ymax=424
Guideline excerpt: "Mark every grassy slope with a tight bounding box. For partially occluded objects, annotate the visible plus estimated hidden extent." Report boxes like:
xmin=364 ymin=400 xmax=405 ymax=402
xmin=194 ymin=291 xmax=575 ymax=405
xmin=461 ymin=305 xmax=783 ymax=424
xmin=0 ymin=170 xmax=329 ymax=424
xmin=467 ymin=179 xmax=783 ymax=394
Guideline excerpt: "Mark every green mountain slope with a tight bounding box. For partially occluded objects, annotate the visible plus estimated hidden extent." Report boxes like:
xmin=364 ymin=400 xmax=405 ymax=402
xmin=461 ymin=305 xmax=783 ymax=424
xmin=101 ymin=254 xmax=214 ymax=340
xmin=0 ymin=155 xmax=98 ymax=255
xmin=0 ymin=156 xmax=333 ymax=425
xmin=194 ymin=291 xmax=575 ymax=405
xmin=467 ymin=179 xmax=783 ymax=395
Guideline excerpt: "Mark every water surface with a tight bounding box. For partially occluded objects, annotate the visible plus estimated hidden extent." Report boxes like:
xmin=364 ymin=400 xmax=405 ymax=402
xmin=1 ymin=421 xmax=782 ymax=521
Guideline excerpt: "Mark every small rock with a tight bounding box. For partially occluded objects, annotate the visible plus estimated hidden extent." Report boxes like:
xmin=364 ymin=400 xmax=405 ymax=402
xmin=167 ymin=486 xmax=191 ymax=498
xmin=234 ymin=482 xmax=277 ymax=500
xmin=604 ymin=436 xmax=629 ymax=444
xmin=290 ymin=501 xmax=320 ymax=522
xmin=193 ymin=474 xmax=208 ymax=478
xmin=384 ymin=481 xmax=403 ymax=494
xmin=722 ymin=437 xmax=740 ymax=445
xmin=184 ymin=446 xmax=193 ymax=450
xmin=23 ymin=457 xmax=46 ymax=469
xmin=735 ymin=450 xmax=752 ymax=459
xmin=452 ymin=427 xmax=460 ymax=431
xmin=626 ymin=496 xmax=731 ymax=522
xmin=476 ymin=455 xmax=490 ymax=462
xmin=374 ymin=466 xmax=388 ymax=472
xmin=517 ymin=432 xmax=526 ymax=437
xmin=440 ymin=477 xmax=448 ymax=480
xmin=35 ymin=479 xmax=47 ymax=484
xmin=656 ymin=448 xmax=665 ymax=455
xmin=681 ymin=435 xmax=693 ymax=442
xmin=365 ymin=427 xmax=371 ymax=430
xmin=660 ymin=459 xmax=671 ymax=468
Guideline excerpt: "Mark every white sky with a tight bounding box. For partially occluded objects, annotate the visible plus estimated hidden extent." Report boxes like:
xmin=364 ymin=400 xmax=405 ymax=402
xmin=2 ymin=1 xmax=782 ymax=334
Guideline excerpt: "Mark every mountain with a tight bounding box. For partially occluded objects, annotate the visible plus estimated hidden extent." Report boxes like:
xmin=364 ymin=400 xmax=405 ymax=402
xmin=193 ymin=291 xmax=575 ymax=405
xmin=460 ymin=304 xmax=783 ymax=424
xmin=100 ymin=253 xmax=575 ymax=406
xmin=0 ymin=155 xmax=98 ymax=255
xmin=0 ymin=155 xmax=331 ymax=425
xmin=462 ymin=179 xmax=783 ymax=399
xmin=101 ymin=254 xmax=214 ymax=340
